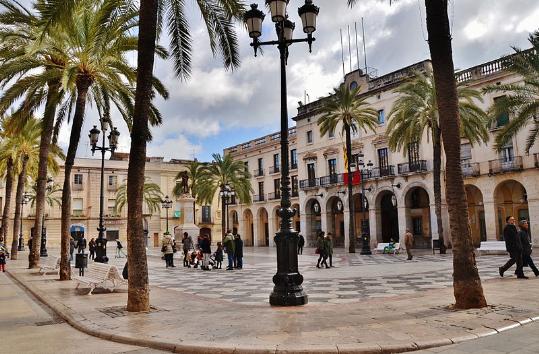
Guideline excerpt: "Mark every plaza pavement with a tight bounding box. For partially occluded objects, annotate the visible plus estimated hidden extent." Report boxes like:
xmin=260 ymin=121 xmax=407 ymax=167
xmin=4 ymin=247 xmax=539 ymax=353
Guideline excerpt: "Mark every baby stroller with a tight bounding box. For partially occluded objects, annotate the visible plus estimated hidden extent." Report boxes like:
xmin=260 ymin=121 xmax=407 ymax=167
xmin=188 ymin=249 xmax=203 ymax=268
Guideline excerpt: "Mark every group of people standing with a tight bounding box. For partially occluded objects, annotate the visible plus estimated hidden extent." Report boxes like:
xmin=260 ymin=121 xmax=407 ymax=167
xmin=499 ymin=216 xmax=538 ymax=279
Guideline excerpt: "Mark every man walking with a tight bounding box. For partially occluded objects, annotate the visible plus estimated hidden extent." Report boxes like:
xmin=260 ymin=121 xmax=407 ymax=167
xmin=223 ymin=230 xmax=235 ymax=271
xmin=519 ymin=219 xmax=539 ymax=277
xmin=297 ymin=233 xmax=305 ymax=255
xmin=499 ymin=216 xmax=527 ymax=279
xmin=234 ymin=233 xmax=244 ymax=269
xmin=404 ymin=229 xmax=414 ymax=260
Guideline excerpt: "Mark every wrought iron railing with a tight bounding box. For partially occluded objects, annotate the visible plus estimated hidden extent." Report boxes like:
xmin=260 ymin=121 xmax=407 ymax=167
xmin=319 ymin=174 xmax=344 ymax=187
xmin=299 ymin=178 xmax=319 ymax=190
xmin=269 ymin=166 xmax=280 ymax=174
xmin=253 ymin=194 xmax=265 ymax=202
xmin=397 ymin=160 xmax=428 ymax=175
xmin=488 ymin=156 xmax=523 ymax=174
xmin=253 ymin=169 xmax=265 ymax=177
xmin=268 ymin=192 xmax=281 ymax=200
xmin=369 ymin=166 xmax=395 ymax=178
xmin=462 ymin=162 xmax=480 ymax=177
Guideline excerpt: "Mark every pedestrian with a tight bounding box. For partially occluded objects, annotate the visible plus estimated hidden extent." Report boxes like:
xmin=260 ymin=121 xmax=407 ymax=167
xmin=77 ymin=234 xmax=87 ymax=254
xmin=0 ymin=249 xmax=6 ymax=272
xmin=316 ymin=231 xmax=328 ymax=268
xmin=519 ymin=219 xmax=539 ymax=277
xmin=214 ymin=242 xmax=224 ymax=269
xmin=404 ymin=229 xmax=414 ymax=260
xmin=182 ymin=232 xmax=194 ymax=267
xmin=88 ymin=238 xmax=96 ymax=260
xmin=161 ymin=233 xmax=175 ymax=268
xmin=200 ymin=234 xmax=212 ymax=271
xmin=69 ymin=237 xmax=75 ymax=262
xmin=223 ymin=230 xmax=235 ymax=270
xmin=326 ymin=233 xmax=334 ymax=267
xmin=116 ymin=240 xmax=124 ymax=258
xmin=499 ymin=216 xmax=526 ymax=279
xmin=234 ymin=233 xmax=244 ymax=269
xmin=298 ymin=233 xmax=305 ymax=255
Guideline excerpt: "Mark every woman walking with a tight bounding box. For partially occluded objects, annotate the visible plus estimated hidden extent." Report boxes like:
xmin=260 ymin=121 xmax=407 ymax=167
xmin=88 ymin=238 xmax=96 ymax=260
xmin=316 ymin=231 xmax=329 ymax=268
xmin=520 ymin=219 xmax=539 ymax=277
xmin=162 ymin=233 xmax=175 ymax=268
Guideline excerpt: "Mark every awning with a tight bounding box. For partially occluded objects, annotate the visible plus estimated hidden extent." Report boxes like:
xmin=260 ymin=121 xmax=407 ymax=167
xmin=70 ymin=224 xmax=85 ymax=233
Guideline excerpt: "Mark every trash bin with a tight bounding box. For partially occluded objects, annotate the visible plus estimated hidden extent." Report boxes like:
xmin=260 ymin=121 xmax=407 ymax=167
xmin=75 ymin=253 xmax=88 ymax=276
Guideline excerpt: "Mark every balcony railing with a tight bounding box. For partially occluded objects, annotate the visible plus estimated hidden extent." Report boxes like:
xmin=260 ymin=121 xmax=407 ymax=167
xmin=369 ymin=166 xmax=396 ymax=178
xmin=290 ymin=162 xmax=298 ymax=170
xmin=299 ymin=178 xmax=319 ymax=190
xmin=397 ymin=160 xmax=428 ymax=175
xmin=107 ymin=184 xmax=117 ymax=191
xmin=72 ymin=183 xmax=83 ymax=191
xmin=200 ymin=217 xmax=212 ymax=224
xmin=268 ymin=192 xmax=281 ymax=200
xmin=253 ymin=169 xmax=264 ymax=177
xmin=291 ymin=189 xmax=299 ymax=198
xmin=320 ymin=174 xmax=344 ymax=187
xmin=269 ymin=166 xmax=280 ymax=174
xmin=488 ymin=156 xmax=523 ymax=174
xmin=253 ymin=194 xmax=265 ymax=202
xmin=462 ymin=162 xmax=480 ymax=177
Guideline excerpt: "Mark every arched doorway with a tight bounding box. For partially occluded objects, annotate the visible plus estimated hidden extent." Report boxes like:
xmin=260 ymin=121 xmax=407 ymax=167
xmin=292 ymin=203 xmax=301 ymax=233
xmin=243 ymin=209 xmax=254 ymax=246
xmin=326 ymin=196 xmax=345 ymax=247
xmin=494 ymin=180 xmax=529 ymax=240
xmin=377 ymin=191 xmax=399 ymax=243
xmin=353 ymin=193 xmax=369 ymax=240
xmin=465 ymin=185 xmax=486 ymax=245
xmin=404 ymin=187 xmax=431 ymax=249
xmin=257 ymin=208 xmax=269 ymax=246
xmin=305 ymin=199 xmax=322 ymax=246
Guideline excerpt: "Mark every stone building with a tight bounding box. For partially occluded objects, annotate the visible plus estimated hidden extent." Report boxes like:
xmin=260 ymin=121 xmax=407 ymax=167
xmin=0 ymin=154 xmax=222 ymax=248
xmin=225 ymin=52 xmax=538 ymax=249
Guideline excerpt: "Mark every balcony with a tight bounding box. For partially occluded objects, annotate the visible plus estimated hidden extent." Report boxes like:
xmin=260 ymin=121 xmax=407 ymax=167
xmin=299 ymin=178 xmax=319 ymax=190
xmin=253 ymin=169 xmax=265 ymax=177
xmin=72 ymin=211 xmax=85 ymax=218
xmin=269 ymin=166 xmax=280 ymax=174
xmin=397 ymin=160 xmax=428 ymax=175
xmin=72 ymin=183 xmax=84 ymax=191
xmin=268 ymin=192 xmax=281 ymax=200
xmin=488 ymin=156 xmax=523 ymax=174
xmin=462 ymin=162 xmax=480 ymax=177
xmin=291 ymin=189 xmax=299 ymax=198
xmin=369 ymin=166 xmax=396 ymax=179
xmin=290 ymin=162 xmax=298 ymax=170
xmin=320 ymin=174 xmax=344 ymax=187
xmin=107 ymin=184 xmax=117 ymax=192
xmin=253 ymin=194 xmax=265 ymax=202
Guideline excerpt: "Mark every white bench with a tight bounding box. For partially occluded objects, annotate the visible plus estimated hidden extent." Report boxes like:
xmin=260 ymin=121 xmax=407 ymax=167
xmin=39 ymin=257 xmax=61 ymax=275
xmin=477 ymin=241 xmax=507 ymax=255
xmin=375 ymin=243 xmax=401 ymax=255
xmin=74 ymin=262 xmax=127 ymax=295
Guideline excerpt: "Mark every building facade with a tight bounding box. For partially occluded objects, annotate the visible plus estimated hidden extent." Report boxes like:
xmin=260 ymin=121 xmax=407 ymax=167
xmin=0 ymin=155 xmax=222 ymax=248
xmin=225 ymin=53 xmax=539 ymax=249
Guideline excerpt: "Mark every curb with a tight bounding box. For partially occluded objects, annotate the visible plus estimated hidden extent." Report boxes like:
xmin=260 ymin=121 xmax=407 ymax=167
xmin=7 ymin=269 xmax=539 ymax=354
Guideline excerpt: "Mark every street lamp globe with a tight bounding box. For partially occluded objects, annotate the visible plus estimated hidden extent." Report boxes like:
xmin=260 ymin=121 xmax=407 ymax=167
xmin=298 ymin=0 xmax=319 ymax=34
xmin=161 ymin=195 xmax=172 ymax=209
xmin=89 ymin=125 xmax=100 ymax=147
xmin=100 ymin=117 xmax=110 ymax=131
xmin=283 ymin=18 xmax=295 ymax=41
xmin=244 ymin=4 xmax=265 ymax=38
xmin=108 ymin=127 xmax=120 ymax=152
xmin=265 ymin=0 xmax=289 ymax=22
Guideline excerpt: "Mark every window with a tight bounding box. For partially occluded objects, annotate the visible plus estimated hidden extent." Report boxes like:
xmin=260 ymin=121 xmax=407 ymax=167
xmin=378 ymin=148 xmax=389 ymax=175
xmin=307 ymin=163 xmax=316 ymax=181
xmin=290 ymin=149 xmax=298 ymax=169
xmin=107 ymin=199 xmax=116 ymax=216
xmin=108 ymin=175 xmax=117 ymax=190
xmin=328 ymin=127 xmax=335 ymax=138
xmin=328 ymin=158 xmax=337 ymax=176
xmin=74 ymin=174 xmax=83 ymax=185
xmin=244 ymin=161 xmax=249 ymax=172
xmin=257 ymin=158 xmax=263 ymax=175
xmin=274 ymin=179 xmax=280 ymax=198
xmin=202 ymin=206 xmax=211 ymax=223
xmin=258 ymin=181 xmax=264 ymax=198
xmin=273 ymin=153 xmax=280 ymax=172
xmin=494 ymin=96 xmax=509 ymax=127
xmin=307 ymin=130 xmax=313 ymax=144
xmin=349 ymin=81 xmax=358 ymax=90
xmin=500 ymin=141 xmax=514 ymax=162
xmin=291 ymin=176 xmax=298 ymax=196
xmin=72 ymin=198 xmax=83 ymax=216
xmin=461 ymin=143 xmax=472 ymax=161
xmin=408 ymin=142 xmax=420 ymax=166
xmin=378 ymin=109 xmax=385 ymax=125
xmin=351 ymin=122 xmax=359 ymax=138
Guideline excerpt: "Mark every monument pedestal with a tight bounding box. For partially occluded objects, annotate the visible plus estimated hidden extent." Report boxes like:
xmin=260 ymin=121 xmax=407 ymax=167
xmin=173 ymin=195 xmax=199 ymax=242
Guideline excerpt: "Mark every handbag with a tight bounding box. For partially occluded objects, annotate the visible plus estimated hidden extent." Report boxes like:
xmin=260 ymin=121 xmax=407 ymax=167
xmin=172 ymin=245 xmax=178 ymax=253
xmin=315 ymin=248 xmax=320 ymax=254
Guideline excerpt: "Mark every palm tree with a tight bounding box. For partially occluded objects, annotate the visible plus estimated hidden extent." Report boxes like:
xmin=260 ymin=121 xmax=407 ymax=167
xmin=317 ymin=85 xmax=378 ymax=253
xmin=197 ymin=153 xmax=252 ymax=242
xmin=387 ymin=72 xmax=489 ymax=254
xmin=27 ymin=181 xmax=62 ymax=211
xmin=350 ymin=0 xmax=487 ymax=309
xmin=485 ymin=31 xmax=539 ymax=153
xmin=114 ymin=179 xmax=163 ymax=215
xmin=0 ymin=118 xmax=14 ymax=244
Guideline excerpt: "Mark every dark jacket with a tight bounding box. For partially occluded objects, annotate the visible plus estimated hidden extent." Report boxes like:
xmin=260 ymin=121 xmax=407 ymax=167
xmin=200 ymin=238 xmax=211 ymax=254
xmin=298 ymin=235 xmax=305 ymax=247
xmin=234 ymin=237 xmax=243 ymax=257
xmin=520 ymin=229 xmax=532 ymax=256
xmin=503 ymin=224 xmax=522 ymax=253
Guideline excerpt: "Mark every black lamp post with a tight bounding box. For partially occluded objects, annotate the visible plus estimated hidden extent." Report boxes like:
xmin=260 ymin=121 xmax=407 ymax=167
xmin=244 ymin=0 xmax=319 ymax=306
xmin=89 ymin=119 xmax=120 ymax=263
xmin=161 ymin=195 xmax=173 ymax=234
xmin=18 ymin=192 xmax=31 ymax=251
xmin=219 ymin=183 xmax=235 ymax=238
xmin=40 ymin=177 xmax=54 ymax=257
xmin=358 ymin=155 xmax=373 ymax=255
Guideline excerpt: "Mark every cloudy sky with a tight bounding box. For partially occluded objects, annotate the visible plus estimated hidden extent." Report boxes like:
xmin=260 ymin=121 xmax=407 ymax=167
xmin=58 ymin=0 xmax=539 ymax=162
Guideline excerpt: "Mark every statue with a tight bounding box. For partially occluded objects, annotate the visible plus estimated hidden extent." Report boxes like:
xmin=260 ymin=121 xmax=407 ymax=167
xmin=179 ymin=171 xmax=189 ymax=195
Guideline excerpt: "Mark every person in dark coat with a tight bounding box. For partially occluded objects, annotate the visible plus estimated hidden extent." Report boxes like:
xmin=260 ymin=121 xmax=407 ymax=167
xmin=88 ymin=238 xmax=96 ymax=260
xmin=69 ymin=237 xmax=76 ymax=261
xmin=519 ymin=219 xmax=539 ymax=277
xmin=499 ymin=216 xmax=527 ymax=279
xmin=234 ymin=234 xmax=244 ymax=269
xmin=78 ymin=235 xmax=87 ymax=254
xmin=200 ymin=234 xmax=212 ymax=271
xmin=297 ymin=234 xmax=305 ymax=255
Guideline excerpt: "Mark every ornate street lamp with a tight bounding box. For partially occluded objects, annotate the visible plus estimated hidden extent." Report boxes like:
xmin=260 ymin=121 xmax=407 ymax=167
xmin=391 ymin=183 xmax=401 ymax=207
xmin=40 ymin=177 xmax=54 ymax=257
xmin=18 ymin=192 xmax=31 ymax=251
xmin=244 ymin=0 xmax=320 ymax=307
xmin=358 ymin=157 xmax=373 ymax=255
xmin=219 ymin=183 xmax=235 ymax=238
xmin=161 ymin=195 xmax=173 ymax=234
xmin=89 ymin=118 xmax=120 ymax=263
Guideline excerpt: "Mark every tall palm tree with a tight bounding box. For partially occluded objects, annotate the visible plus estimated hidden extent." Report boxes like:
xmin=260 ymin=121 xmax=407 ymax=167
xmin=485 ymin=31 xmax=539 ymax=153
xmin=0 ymin=118 xmax=14 ymax=244
xmin=350 ymin=0 xmax=487 ymax=309
xmin=27 ymin=181 xmax=62 ymax=211
xmin=317 ymin=85 xmax=378 ymax=253
xmin=387 ymin=72 xmax=489 ymax=254
xmin=197 ymin=153 xmax=252 ymax=242
xmin=114 ymin=178 xmax=163 ymax=215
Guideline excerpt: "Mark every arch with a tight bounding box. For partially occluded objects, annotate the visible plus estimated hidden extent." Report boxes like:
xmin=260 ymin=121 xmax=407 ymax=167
xmin=304 ymin=198 xmax=322 ymax=247
xmin=494 ymin=180 xmax=528 ymax=240
xmin=326 ymin=196 xmax=345 ymax=247
xmin=257 ymin=207 xmax=269 ymax=246
xmin=375 ymin=190 xmax=399 ymax=243
xmin=404 ymin=186 xmax=431 ymax=249
xmin=465 ymin=184 xmax=486 ymax=246
xmin=352 ymin=192 xmax=370 ymax=240
xmin=243 ymin=209 xmax=254 ymax=246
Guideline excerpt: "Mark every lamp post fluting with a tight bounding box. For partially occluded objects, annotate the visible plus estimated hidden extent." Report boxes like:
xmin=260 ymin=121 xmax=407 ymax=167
xmin=39 ymin=177 xmax=54 ymax=257
xmin=358 ymin=157 xmax=373 ymax=255
xmin=219 ymin=184 xmax=235 ymax=238
xmin=244 ymin=0 xmax=319 ymax=306
xmin=18 ymin=192 xmax=31 ymax=251
xmin=161 ymin=196 xmax=173 ymax=234
xmin=89 ymin=119 xmax=120 ymax=263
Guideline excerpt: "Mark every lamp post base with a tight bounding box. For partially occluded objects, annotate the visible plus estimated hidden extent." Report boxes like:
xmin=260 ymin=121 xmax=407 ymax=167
xmin=269 ymin=281 xmax=308 ymax=306
xmin=18 ymin=236 xmax=25 ymax=251
xmin=360 ymin=234 xmax=372 ymax=255
xmin=40 ymin=232 xmax=48 ymax=257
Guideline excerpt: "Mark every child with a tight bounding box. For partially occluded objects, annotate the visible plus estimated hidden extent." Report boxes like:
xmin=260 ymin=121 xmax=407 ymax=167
xmin=214 ymin=242 xmax=223 ymax=269
xmin=0 ymin=250 xmax=6 ymax=272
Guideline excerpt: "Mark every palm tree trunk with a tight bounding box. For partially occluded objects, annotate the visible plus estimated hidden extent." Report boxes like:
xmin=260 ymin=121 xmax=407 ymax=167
xmin=2 ymin=158 xmax=14 ymax=248
xmin=59 ymin=77 xmax=92 ymax=280
xmin=345 ymin=124 xmax=356 ymax=253
xmin=425 ymin=0 xmax=486 ymax=309
xmin=432 ymin=125 xmax=446 ymax=254
xmin=10 ymin=157 xmax=28 ymax=259
xmin=126 ymin=0 xmax=158 ymax=312
xmin=29 ymin=80 xmax=60 ymax=268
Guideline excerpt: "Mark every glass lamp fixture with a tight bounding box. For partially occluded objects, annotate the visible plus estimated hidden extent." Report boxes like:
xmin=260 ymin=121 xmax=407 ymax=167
xmin=298 ymin=0 xmax=319 ymax=34
xmin=108 ymin=127 xmax=120 ymax=151
xmin=265 ymin=0 xmax=289 ymax=22
xmin=283 ymin=18 xmax=295 ymax=41
xmin=244 ymin=3 xmax=265 ymax=38
xmin=89 ymin=125 xmax=100 ymax=147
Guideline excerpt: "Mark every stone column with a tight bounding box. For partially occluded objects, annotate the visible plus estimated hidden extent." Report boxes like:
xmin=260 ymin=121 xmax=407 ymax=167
xmin=369 ymin=207 xmax=377 ymax=248
xmin=429 ymin=203 xmax=439 ymax=242
xmin=528 ymin=198 xmax=539 ymax=246
xmin=253 ymin=214 xmax=260 ymax=247
xmin=397 ymin=206 xmax=407 ymax=248
xmin=482 ymin=198 xmax=498 ymax=241
xmin=268 ymin=215 xmax=276 ymax=247
xmin=343 ymin=210 xmax=350 ymax=250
